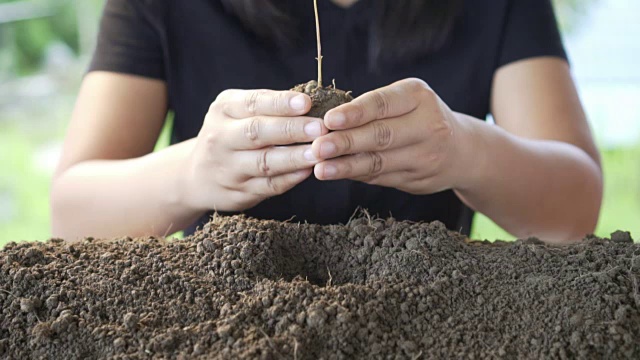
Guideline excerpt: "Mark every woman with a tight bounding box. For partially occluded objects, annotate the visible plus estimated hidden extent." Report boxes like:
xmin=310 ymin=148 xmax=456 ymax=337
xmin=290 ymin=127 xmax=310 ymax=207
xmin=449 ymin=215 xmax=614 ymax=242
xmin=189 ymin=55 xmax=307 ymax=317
xmin=51 ymin=0 xmax=602 ymax=243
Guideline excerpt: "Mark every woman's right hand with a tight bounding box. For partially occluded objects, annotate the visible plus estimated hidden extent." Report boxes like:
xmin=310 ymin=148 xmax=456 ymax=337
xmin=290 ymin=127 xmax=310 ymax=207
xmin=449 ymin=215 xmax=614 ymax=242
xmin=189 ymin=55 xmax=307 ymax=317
xmin=179 ymin=89 xmax=327 ymax=213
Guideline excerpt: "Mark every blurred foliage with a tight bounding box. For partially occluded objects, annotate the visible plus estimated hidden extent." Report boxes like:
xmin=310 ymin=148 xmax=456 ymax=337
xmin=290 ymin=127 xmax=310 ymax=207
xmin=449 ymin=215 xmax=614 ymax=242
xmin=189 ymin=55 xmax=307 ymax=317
xmin=0 ymin=0 xmax=103 ymax=75
xmin=0 ymin=125 xmax=53 ymax=243
xmin=553 ymin=0 xmax=600 ymax=34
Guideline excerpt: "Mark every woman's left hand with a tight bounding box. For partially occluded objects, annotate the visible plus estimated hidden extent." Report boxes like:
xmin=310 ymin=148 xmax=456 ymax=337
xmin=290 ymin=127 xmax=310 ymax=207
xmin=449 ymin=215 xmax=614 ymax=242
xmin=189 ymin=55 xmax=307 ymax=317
xmin=311 ymin=78 xmax=469 ymax=194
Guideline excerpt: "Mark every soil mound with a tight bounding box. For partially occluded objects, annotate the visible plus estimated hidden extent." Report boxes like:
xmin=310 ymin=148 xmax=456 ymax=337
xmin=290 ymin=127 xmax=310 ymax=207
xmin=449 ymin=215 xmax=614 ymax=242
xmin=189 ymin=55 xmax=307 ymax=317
xmin=1 ymin=215 xmax=639 ymax=359
xmin=292 ymin=80 xmax=353 ymax=119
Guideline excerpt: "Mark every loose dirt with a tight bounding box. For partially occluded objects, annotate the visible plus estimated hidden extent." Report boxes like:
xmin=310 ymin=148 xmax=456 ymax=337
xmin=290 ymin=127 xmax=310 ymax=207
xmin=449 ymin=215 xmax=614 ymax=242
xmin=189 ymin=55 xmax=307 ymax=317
xmin=292 ymin=80 xmax=353 ymax=118
xmin=1 ymin=215 xmax=639 ymax=359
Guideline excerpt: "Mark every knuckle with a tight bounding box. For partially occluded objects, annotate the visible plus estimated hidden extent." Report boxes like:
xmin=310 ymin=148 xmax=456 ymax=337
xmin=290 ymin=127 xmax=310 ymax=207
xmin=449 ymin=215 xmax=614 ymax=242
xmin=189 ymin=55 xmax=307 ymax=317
xmin=256 ymin=149 xmax=271 ymax=176
xmin=244 ymin=117 xmax=261 ymax=143
xmin=266 ymin=176 xmax=282 ymax=195
xmin=367 ymin=152 xmax=384 ymax=177
xmin=212 ymin=90 xmax=233 ymax=112
xmin=343 ymin=160 xmax=354 ymax=177
xmin=219 ymin=89 xmax=234 ymax=98
xmin=372 ymin=121 xmax=392 ymax=149
xmin=245 ymin=90 xmax=264 ymax=116
xmin=352 ymin=103 xmax=366 ymax=124
xmin=202 ymin=121 xmax=227 ymax=148
xmin=283 ymin=118 xmax=297 ymax=141
xmin=208 ymin=100 xmax=219 ymax=113
xmin=221 ymin=101 xmax=234 ymax=117
xmin=404 ymin=78 xmax=434 ymax=100
xmin=423 ymin=86 xmax=437 ymax=100
xmin=289 ymin=150 xmax=300 ymax=169
xmin=209 ymin=99 xmax=224 ymax=115
xmin=204 ymin=131 xmax=221 ymax=149
xmin=216 ymin=89 xmax=232 ymax=103
xmin=405 ymin=78 xmax=430 ymax=92
xmin=342 ymin=132 xmax=356 ymax=154
xmin=273 ymin=92 xmax=288 ymax=114
xmin=330 ymin=160 xmax=350 ymax=179
xmin=420 ymin=87 xmax=436 ymax=102
xmin=371 ymin=91 xmax=391 ymax=119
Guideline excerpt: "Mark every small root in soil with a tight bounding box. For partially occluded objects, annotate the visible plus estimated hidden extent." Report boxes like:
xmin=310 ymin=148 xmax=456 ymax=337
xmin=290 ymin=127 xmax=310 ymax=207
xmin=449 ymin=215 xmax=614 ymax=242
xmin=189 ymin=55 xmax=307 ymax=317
xmin=291 ymin=80 xmax=353 ymax=119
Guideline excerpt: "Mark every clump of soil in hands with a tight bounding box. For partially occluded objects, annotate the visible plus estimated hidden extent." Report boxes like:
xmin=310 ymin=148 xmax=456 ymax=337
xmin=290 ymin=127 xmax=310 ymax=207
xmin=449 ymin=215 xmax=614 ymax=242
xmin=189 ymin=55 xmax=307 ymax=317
xmin=1 ymin=214 xmax=640 ymax=359
xmin=291 ymin=0 xmax=353 ymax=119
xmin=291 ymin=80 xmax=353 ymax=118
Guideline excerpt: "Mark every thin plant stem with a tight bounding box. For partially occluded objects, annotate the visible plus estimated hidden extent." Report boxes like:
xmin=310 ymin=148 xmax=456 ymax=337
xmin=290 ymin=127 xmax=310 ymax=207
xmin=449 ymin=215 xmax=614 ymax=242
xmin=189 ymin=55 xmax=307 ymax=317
xmin=314 ymin=0 xmax=323 ymax=87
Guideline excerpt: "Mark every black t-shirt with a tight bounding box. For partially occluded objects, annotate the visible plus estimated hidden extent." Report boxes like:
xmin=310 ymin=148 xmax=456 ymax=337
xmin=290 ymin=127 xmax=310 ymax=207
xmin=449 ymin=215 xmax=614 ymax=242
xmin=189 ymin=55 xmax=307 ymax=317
xmin=89 ymin=0 xmax=567 ymax=236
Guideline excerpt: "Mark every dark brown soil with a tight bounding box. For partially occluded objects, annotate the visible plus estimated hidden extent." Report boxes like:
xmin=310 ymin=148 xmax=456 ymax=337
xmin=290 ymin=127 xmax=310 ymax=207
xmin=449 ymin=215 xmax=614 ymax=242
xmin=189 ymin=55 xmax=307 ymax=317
xmin=292 ymin=80 xmax=353 ymax=118
xmin=1 ymin=215 xmax=639 ymax=359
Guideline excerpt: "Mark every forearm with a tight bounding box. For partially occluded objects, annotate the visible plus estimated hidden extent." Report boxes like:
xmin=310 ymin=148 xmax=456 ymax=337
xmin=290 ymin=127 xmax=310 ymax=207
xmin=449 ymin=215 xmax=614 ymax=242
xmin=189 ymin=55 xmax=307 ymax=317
xmin=51 ymin=139 xmax=202 ymax=240
xmin=453 ymin=114 xmax=603 ymax=243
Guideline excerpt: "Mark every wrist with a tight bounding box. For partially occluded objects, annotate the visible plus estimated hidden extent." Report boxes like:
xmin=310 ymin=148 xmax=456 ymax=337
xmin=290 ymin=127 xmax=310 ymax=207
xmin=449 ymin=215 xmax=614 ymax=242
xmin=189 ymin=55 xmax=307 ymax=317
xmin=162 ymin=139 xmax=207 ymax=219
xmin=449 ymin=112 xmax=493 ymax=192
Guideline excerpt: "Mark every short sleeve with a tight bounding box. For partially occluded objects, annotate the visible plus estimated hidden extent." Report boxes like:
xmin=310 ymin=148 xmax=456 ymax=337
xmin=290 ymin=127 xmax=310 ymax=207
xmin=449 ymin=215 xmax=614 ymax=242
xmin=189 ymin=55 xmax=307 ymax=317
xmin=88 ymin=0 xmax=165 ymax=80
xmin=497 ymin=0 xmax=568 ymax=67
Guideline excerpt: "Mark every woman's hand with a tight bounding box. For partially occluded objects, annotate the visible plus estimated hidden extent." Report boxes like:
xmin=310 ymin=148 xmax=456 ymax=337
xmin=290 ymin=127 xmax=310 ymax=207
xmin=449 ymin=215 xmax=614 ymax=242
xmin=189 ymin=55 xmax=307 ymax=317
xmin=180 ymin=89 xmax=328 ymax=213
xmin=311 ymin=78 xmax=468 ymax=194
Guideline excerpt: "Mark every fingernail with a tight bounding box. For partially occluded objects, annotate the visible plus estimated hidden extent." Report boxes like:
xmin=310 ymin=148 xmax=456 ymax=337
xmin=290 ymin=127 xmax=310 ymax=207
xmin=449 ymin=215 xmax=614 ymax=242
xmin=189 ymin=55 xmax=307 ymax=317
xmin=290 ymin=94 xmax=307 ymax=111
xmin=323 ymin=165 xmax=338 ymax=178
xmin=304 ymin=122 xmax=322 ymax=137
xmin=304 ymin=148 xmax=316 ymax=162
xmin=320 ymin=142 xmax=337 ymax=158
xmin=328 ymin=112 xmax=346 ymax=128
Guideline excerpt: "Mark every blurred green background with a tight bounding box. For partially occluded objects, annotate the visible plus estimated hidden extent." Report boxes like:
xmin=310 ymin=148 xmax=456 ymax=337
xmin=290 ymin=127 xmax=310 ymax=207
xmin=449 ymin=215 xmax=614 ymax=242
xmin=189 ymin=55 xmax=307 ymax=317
xmin=0 ymin=0 xmax=638 ymax=245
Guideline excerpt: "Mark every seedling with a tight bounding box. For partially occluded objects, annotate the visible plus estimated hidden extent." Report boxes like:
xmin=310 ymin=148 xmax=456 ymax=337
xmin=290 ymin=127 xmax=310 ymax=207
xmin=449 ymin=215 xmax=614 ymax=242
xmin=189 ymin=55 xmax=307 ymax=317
xmin=291 ymin=0 xmax=353 ymax=119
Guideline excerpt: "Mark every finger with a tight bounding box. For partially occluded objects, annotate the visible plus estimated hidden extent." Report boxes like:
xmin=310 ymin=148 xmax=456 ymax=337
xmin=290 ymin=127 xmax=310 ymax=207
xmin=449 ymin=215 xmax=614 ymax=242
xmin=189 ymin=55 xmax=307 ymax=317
xmin=229 ymin=116 xmax=328 ymax=150
xmin=216 ymin=89 xmax=312 ymax=118
xmin=311 ymin=117 xmax=420 ymax=160
xmin=324 ymin=78 xmax=428 ymax=130
xmin=236 ymin=145 xmax=319 ymax=178
xmin=314 ymin=149 xmax=407 ymax=181
xmin=353 ymin=171 xmax=418 ymax=190
xmin=244 ymin=168 xmax=313 ymax=198
xmin=354 ymin=171 xmax=445 ymax=194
